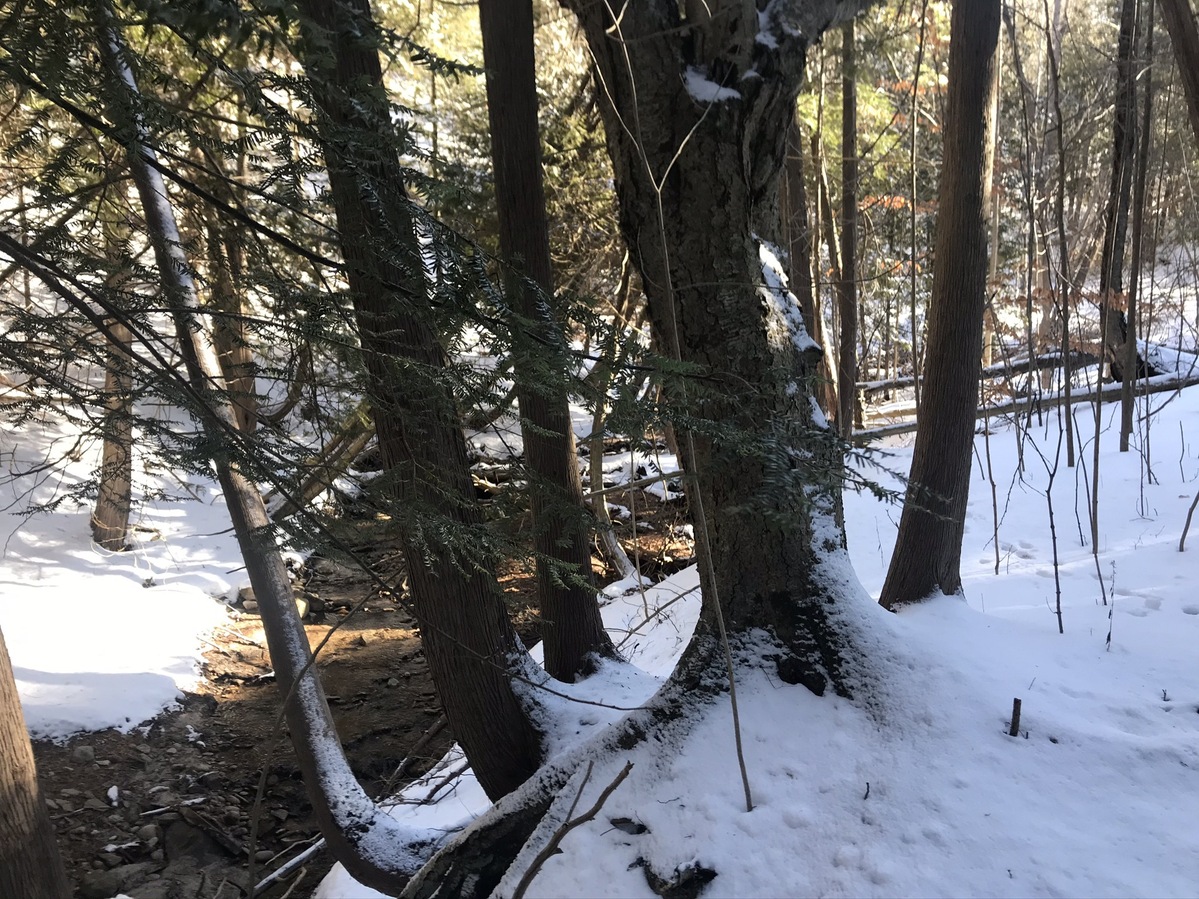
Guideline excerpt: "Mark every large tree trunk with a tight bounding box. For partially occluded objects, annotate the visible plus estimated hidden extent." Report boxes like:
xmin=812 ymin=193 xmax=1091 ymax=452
xmin=205 ymin=209 xmax=257 ymax=433
xmin=0 ymin=628 xmax=71 ymax=899
xmin=477 ymin=0 xmax=613 ymax=681
xmin=566 ymin=0 xmax=870 ymax=695
xmin=879 ymin=0 xmax=1000 ymax=609
xmin=295 ymin=0 xmax=543 ymax=798
xmin=1158 ymin=0 xmax=1199 ymax=150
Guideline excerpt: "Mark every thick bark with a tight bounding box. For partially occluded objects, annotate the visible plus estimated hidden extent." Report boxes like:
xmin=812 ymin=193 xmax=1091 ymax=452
xmin=295 ymin=0 xmax=543 ymax=799
xmin=0 ymin=628 xmax=71 ymax=899
xmin=477 ymin=0 xmax=613 ymax=681
xmin=565 ymin=0 xmax=869 ymax=694
xmin=1158 ymin=0 xmax=1199 ymax=151
xmin=837 ymin=20 xmax=860 ymax=438
xmin=880 ymin=0 xmax=1000 ymax=609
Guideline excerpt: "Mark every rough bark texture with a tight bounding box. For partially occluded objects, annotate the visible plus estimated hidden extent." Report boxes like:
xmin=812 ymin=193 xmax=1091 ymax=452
xmin=879 ymin=0 xmax=1000 ymax=609
xmin=0 ymin=628 xmax=71 ymax=899
xmin=564 ymin=0 xmax=869 ymax=694
xmin=477 ymin=0 xmax=613 ymax=681
xmin=296 ymin=0 xmax=543 ymax=799
xmin=1158 ymin=0 xmax=1199 ymax=151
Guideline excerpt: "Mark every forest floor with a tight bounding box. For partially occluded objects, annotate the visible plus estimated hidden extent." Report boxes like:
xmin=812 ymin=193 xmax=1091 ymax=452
xmin=30 ymin=493 xmax=692 ymax=899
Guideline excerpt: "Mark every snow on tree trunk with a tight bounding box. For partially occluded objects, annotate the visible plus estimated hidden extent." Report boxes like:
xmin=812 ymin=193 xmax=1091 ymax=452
xmin=96 ymin=8 xmax=430 ymax=892
xmin=566 ymin=0 xmax=872 ymax=695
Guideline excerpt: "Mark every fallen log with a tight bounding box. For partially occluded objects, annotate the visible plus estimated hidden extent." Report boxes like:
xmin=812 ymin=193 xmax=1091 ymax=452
xmin=854 ymin=372 xmax=1199 ymax=444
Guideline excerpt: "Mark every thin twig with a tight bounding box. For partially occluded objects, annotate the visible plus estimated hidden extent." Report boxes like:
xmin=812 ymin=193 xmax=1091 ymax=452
xmin=510 ymin=761 xmax=633 ymax=899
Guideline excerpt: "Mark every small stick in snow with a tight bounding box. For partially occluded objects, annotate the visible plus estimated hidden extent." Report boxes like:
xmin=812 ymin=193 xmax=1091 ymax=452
xmin=1008 ymin=698 xmax=1022 ymax=737
xmin=511 ymin=761 xmax=633 ymax=899
xmin=1179 ymin=491 xmax=1199 ymax=551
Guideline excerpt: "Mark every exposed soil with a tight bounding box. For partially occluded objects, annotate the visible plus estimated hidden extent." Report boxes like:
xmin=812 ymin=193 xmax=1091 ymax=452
xmin=32 ymin=488 xmax=693 ymax=899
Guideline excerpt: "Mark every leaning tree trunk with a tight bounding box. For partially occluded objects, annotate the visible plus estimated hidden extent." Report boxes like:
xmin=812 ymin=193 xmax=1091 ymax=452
xmin=566 ymin=0 xmax=871 ymax=696
xmin=96 ymin=8 xmax=438 ymax=892
xmin=295 ymin=0 xmax=544 ymax=798
xmin=0 ymin=628 xmax=71 ymax=899
xmin=477 ymin=0 xmax=614 ymax=681
xmin=879 ymin=0 xmax=1000 ymax=609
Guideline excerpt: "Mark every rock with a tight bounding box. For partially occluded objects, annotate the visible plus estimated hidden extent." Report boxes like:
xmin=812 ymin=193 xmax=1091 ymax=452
xmin=99 ymin=852 xmax=123 ymax=868
xmin=386 ymin=677 xmax=400 ymax=688
xmin=237 ymin=586 xmax=256 ymax=606
xmin=84 ymin=797 xmax=110 ymax=811
xmin=255 ymin=849 xmax=274 ymax=862
xmin=127 ymin=881 xmax=173 ymax=899
xmin=163 ymin=819 xmax=224 ymax=865
xmin=79 ymin=862 xmax=154 ymax=899
xmin=72 ymin=744 xmax=97 ymax=764
xmin=137 ymin=824 xmax=160 ymax=842
xmin=60 ymin=788 xmax=82 ymax=797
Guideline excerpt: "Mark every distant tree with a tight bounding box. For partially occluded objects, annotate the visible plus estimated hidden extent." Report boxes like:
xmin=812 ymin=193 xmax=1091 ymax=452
xmin=1098 ymin=0 xmax=1151 ymax=385
xmin=838 ymin=19 xmax=860 ymax=437
xmin=0 ymin=627 xmax=71 ymax=899
xmin=476 ymin=0 xmax=613 ymax=681
xmin=880 ymin=0 xmax=1000 ymax=609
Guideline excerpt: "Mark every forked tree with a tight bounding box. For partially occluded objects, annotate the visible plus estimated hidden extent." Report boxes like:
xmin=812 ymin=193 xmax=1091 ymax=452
xmin=880 ymin=0 xmax=1001 ymax=609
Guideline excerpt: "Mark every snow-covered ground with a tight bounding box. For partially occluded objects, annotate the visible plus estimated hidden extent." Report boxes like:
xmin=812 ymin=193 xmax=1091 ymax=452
xmin=319 ymin=383 xmax=1199 ymax=898
xmin=0 ymin=409 xmax=240 ymax=739
xmin=3 ymin=371 xmax=1198 ymax=896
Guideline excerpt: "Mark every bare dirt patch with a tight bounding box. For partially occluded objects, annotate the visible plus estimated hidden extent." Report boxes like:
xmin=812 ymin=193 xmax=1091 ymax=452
xmin=32 ymin=488 xmax=692 ymax=898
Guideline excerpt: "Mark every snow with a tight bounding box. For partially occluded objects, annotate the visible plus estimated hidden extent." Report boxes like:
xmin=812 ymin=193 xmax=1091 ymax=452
xmin=759 ymin=240 xmax=822 ymax=357
xmin=318 ymin=381 xmax=1199 ymax=898
xmin=0 ymin=410 xmax=238 ymax=740
xmin=5 ymin=323 xmax=1199 ymax=896
xmin=683 ymin=67 xmax=742 ymax=104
